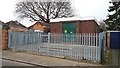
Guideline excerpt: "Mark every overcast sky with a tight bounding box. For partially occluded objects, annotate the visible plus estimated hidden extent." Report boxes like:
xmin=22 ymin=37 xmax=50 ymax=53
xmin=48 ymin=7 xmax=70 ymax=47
xmin=0 ymin=0 xmax=111 ymax=27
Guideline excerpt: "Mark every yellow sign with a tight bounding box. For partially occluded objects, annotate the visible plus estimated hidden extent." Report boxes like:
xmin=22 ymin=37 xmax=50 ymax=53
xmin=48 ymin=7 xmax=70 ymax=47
xmin=64 ymin=30 xmax=67 ymax=33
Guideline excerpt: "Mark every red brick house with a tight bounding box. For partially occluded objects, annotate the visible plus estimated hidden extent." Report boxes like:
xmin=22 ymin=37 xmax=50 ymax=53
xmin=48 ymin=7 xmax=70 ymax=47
xmin=50 ymin=17 xmax=100 ymax=34
xmin=5 ymin=20 xmax=28 ymax=32
xmin=28 ymin=22 xmax=50 ymax=32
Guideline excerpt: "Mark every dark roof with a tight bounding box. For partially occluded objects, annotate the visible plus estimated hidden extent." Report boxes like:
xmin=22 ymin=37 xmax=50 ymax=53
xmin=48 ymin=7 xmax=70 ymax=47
xmin=5 ymin=20 xmax=27 ymax=28
xmin=28 ymin=22 xmax=50 ymax=29
xmin=41 ymin=22 xmax=50 ymax=28
xmin=0 ymin=21 xmax=4 ymax=25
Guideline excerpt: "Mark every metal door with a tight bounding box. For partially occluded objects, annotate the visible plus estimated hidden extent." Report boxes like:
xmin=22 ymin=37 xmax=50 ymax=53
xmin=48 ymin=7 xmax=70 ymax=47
xmin=62 ymin=22 xmax=76 ymax=42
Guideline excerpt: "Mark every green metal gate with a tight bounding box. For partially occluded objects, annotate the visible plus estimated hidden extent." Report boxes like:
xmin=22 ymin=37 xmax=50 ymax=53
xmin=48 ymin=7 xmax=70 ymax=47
xmin=62 ymin=22 xmax=76 ymax=42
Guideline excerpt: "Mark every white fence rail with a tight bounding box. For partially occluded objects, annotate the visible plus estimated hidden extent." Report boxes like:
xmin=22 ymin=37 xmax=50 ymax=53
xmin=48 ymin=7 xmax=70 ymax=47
xmin=8 ymin=31 xmax=103 ymax=63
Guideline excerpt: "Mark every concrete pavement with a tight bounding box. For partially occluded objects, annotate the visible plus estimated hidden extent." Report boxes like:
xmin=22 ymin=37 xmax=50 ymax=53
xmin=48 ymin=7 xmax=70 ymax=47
xmin=2 ymin=50 xmax=102 ymax=66
xmin=2 ymin=59 xmax=33 ymax=66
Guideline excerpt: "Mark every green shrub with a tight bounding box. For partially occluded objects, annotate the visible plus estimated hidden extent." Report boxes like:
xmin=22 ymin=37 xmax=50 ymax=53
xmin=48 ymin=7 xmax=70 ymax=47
xmin=104 ymin=48 xmax=112 ymax=65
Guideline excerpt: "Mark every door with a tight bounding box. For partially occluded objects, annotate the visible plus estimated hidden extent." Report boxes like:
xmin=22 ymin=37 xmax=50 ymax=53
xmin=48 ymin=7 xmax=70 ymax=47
xmin=62 ymin=22 xmax=76 ymax=42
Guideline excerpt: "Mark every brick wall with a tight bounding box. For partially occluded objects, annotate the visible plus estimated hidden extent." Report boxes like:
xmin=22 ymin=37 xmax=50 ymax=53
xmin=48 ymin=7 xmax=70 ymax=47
xmin=29 ymin=22 xmax=50 ymax=32
xmin=32 ymin=23 xmax=44 ymax=31
xmin=76 ymin=21 xmax=80 ymax=33
xmin=2 ymin=29 xmax=8 ymax=49
xmin=11 ymin=27 xmax=28 ymax=32
xmin=79 ymin=20 xmax=99 ymax=33
xmin=50 ymin=20 xmax=99 ymax=34
xmin=50 ymin=22 xmax=62 ymax=33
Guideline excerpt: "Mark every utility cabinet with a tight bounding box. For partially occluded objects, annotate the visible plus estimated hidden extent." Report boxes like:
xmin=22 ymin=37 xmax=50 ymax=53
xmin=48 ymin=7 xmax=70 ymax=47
xmin=107 ymin=31 xmax=120 ymax=49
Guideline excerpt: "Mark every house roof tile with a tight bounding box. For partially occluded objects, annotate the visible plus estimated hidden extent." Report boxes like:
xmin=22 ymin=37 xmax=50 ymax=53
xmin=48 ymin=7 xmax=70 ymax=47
xmin=28 ymin=22 xmax=50 ymax=29
xmin=5 ymin=20 xmax=27 ymax=28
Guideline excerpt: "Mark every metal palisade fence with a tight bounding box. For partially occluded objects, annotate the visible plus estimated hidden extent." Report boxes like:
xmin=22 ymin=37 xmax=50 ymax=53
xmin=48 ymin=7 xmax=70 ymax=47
xmin=8 ymin=31 xmax=105 ymax=63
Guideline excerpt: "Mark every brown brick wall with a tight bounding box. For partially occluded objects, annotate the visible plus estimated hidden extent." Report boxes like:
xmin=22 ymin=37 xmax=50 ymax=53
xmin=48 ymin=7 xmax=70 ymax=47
xmin=29 ymin=22 xmax=50 ymax=32
xmin=2 ymin=29 xmax=8 ymax=49
xmin=11 ymin=27 xmax=28 ymax=32
xmin=93 ymin=20 xmax=99 ymax=33
xmin=79 ymin=20 xmax=99 ymax=33
xmin=76 ymin=21 xmax=80 ymax=33
xmin=50 ymin=20 xmax=99 ymax=34
xmin=32 ymin=23 xmax=44 ymax=31
xmin=50 ymin=22 xmax=62 ymax=33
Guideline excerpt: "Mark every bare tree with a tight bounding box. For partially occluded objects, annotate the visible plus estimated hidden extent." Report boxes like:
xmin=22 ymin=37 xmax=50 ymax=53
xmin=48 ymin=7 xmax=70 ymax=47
xmin=15 ymin=0 xmax=74 ymax=23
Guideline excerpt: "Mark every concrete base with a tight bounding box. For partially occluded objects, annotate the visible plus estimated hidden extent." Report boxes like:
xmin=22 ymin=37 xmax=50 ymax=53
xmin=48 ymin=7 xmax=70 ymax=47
xmin=111 ymin=49 xmax=120 ymax=66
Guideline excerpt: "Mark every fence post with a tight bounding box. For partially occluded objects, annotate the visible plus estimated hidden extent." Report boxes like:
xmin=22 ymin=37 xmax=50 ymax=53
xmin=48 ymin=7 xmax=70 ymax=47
xmin=48 ymin=33 xmax=50 ymax=43
xmin=47 ymin=33 xmax=50 ymax=55
xmin=13 ymin=32 xmax=16 ymax=51
xmin=100 ymin=32 xmax=106 ymax=64
xmin=8 ymin=30 xmax=12 ymax=49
